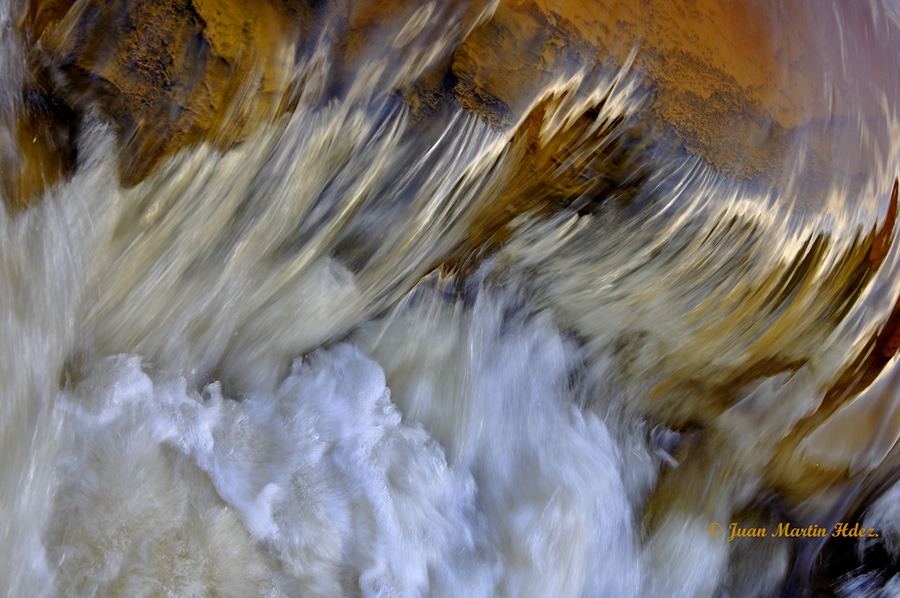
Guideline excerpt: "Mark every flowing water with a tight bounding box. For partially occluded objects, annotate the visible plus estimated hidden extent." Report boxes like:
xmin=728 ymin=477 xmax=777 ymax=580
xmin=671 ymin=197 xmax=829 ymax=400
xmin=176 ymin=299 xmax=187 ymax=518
xmin=4 ymin=1 xmax=900 ymax=596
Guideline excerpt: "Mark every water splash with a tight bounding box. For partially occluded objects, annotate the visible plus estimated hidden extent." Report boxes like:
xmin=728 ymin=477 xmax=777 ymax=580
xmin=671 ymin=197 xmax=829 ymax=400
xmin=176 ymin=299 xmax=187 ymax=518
xmin=3 ymin=1 xmax=900 ymax=596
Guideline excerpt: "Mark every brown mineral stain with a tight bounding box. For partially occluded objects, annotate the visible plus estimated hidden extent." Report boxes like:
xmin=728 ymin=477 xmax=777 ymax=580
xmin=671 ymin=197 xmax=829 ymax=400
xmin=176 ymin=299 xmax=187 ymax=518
xmin=19 ymin=0 xmax=299 ymax=188
xmin=451 ymin=0 xmax=897 ymax=201
xmin=12 ymin=0 xmax=896 ymax=210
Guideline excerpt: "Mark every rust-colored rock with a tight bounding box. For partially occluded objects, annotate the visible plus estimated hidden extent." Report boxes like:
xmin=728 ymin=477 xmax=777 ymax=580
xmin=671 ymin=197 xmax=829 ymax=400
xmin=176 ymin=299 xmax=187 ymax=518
xmin=20 ymin=0 xmax=303 ymax=187
xmin=13 ymin=0 xmax=896 ymax=209
xmin=0 ymin=83 xmax=78 ymax=213
xmin=451 ymin=0 xmax=896 ymax=200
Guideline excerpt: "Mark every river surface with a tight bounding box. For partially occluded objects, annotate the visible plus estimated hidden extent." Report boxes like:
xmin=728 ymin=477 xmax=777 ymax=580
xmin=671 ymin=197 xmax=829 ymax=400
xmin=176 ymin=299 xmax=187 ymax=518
xmin=4 ymin=1 xmax=900 ymax=596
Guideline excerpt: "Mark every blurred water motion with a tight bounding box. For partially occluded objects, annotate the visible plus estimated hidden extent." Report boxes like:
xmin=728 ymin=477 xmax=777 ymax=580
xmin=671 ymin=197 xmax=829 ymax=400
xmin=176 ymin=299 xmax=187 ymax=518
xmin=3 ymin=1 xmax=900 ymax=596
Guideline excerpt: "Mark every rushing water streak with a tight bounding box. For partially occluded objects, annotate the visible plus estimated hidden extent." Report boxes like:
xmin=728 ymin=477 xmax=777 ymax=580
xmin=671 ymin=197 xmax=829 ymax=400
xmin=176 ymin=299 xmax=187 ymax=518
xmin=4 ymin=1 xmax=900 ymax=596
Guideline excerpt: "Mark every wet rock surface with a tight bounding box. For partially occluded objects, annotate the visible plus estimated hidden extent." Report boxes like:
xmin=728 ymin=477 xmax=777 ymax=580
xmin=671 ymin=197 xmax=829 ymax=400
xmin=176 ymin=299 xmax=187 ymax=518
xmin=12 ymin=0 xmax=894 ymax=211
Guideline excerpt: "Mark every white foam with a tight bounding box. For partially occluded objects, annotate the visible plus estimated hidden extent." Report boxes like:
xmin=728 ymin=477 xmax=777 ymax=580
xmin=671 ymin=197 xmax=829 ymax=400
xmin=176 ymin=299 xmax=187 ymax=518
xmin=48 ymin=344 xmax=487 ymax=597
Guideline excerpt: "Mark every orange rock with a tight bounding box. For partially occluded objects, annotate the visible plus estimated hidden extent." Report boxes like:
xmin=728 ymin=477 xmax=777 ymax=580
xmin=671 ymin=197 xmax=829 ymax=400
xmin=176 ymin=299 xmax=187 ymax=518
xmin=12 ymin=0 xmax=895 ymax=210
xmin=451 ymin=0 xmax=897 ymax=198
xmin=20 ymin=0 xmax=300 ymax=187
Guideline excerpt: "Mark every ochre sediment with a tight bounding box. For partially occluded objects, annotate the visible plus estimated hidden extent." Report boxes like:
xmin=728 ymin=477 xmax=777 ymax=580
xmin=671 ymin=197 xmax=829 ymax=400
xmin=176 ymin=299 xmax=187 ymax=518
xmin=13 ymin=0 xmax=890 ymax=207
xmin=27 ymin=0 xmax=302 ymax=188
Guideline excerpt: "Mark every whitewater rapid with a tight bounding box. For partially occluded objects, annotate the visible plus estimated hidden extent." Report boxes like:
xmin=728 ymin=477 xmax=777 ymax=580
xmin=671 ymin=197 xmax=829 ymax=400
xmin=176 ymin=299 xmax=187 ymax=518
xmin=5 ymin=1 xmax=900 ymax=597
